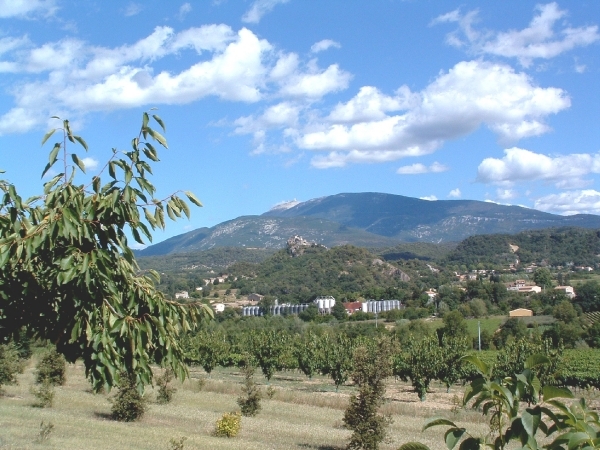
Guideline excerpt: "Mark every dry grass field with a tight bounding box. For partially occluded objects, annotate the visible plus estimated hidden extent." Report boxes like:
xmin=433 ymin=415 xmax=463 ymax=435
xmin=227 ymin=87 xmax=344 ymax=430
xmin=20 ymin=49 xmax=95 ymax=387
xmin=0 ymin=360 xmax=490 ymax=450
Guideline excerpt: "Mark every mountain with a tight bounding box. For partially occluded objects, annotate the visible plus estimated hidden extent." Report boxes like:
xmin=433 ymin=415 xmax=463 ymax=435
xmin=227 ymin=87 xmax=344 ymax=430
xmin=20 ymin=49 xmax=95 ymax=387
xmin=263 ymin=193 xmax=600 ymax=242
xmin=136 ymin=214 xmax=399 ymax=257
xmin=137 ymin=192 xmax=600 ymax=256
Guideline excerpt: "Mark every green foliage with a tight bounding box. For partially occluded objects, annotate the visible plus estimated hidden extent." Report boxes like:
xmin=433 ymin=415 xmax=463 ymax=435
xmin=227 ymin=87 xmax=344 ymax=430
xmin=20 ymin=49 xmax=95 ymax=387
xmin=574 ymin=280 xmax=600 ymax=312
xmin=398 ymin=354 xmax=594 ymax=450
xmin=248 ymin=329 xmax=291 ymax=381
xmin=188 ymin=330 xmax=229 ymax=375
xmin=533 ymin=267 xmax=553 ymax=289
xmin=110 ymin=371 xmax=147 ymax=422
xmin=0 ymin=114 xmax=211 ymax=393
xmin=37 ymin=421 xmax=55 ymax=442
xmin=35 ymin=348 xmax=66 ymax=386
xmin=167 ymin=436 xmax=187 ymax=450
xmin=236 ymin=363 xmax=262 ymax=417
xmin=438 ymin=336 xmax=470 ymax=392
xmin=321 ymin=333 xmax=355 ymax=391
xmin=394 ymin=335 xmax=442 ymax=401
xmin=0 ymin=343 xmax=21 ymax=392
xmin=445 ymin=227 xmax=600 ymax=268
xmin=31 ymin=380 xmax=55 ymax=408
xmin=155 ymin=368 xmax=176 ymax=404
xmin=294 ymin=331 xmax=323 ymax=379
xmin=343 ymin=337 xmax=393 ymax=450
xmin=214 ymin=411 xmax=241 ymax=438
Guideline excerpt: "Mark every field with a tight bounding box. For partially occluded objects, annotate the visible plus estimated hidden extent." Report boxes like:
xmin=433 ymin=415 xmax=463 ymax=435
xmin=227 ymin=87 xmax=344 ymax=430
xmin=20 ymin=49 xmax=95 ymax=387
xmin=0 ymin=360 xmax=490 ymax=450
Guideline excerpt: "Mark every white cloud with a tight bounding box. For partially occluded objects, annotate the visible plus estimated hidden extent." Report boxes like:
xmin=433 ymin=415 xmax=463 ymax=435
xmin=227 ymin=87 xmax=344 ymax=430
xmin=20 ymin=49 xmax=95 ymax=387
xmin=300 ymin=60 xmax=569 ymax=168
xmin=178 ymin=3 xmax=192 ymax=20
xmin=496 ymin=188 xmax=518 ymax=200
xmin=124 ymin=3 xmax=143 ymax=17
xmin=434 ymin=3 xmax=600 ymax=67
xmin=396 ymin=161 xmax=448 ymax=174
xmin=81 ymin=157 xmax=99 ymax=171
xmin=310 ymin=39 xmax=341 ymax=53
xmin=242 ymin=0 xmax=289 ymax=24
xmin=448 ymin=188 xmax=461 ymax=198
xmin=477 ymin=147 xmax=600 ymax=189
xmin=0 ymin=24 xmax=355 ymax=136
xmin=534 ymin=190 xmax=600 ymax=215
xmin=277 ymin=61 xmax=351 ymax=99
xmin=0 ymin=0 xmax=56 ymax=18
xmin=420 ymin=195 xmax=438 ymax=201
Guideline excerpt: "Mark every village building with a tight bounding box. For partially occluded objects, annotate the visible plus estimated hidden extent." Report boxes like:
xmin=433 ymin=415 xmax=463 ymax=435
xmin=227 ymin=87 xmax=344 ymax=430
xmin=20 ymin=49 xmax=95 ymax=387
xmin=175 ymin=291 xmax=189 ymax=300
xmin=509 ymin=308 xmax=533 ymax=317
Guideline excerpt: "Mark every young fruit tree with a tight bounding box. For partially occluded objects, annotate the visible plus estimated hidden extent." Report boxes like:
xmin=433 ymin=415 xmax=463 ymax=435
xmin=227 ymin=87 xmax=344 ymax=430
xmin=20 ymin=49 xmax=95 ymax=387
xmin=0 ymin=113 xmax=211 ymax=392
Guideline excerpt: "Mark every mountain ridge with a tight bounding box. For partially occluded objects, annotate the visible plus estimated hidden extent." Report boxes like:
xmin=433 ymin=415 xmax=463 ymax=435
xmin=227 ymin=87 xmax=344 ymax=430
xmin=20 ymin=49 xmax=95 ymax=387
xmin=136 ymin=192 xmax=600 ymax=257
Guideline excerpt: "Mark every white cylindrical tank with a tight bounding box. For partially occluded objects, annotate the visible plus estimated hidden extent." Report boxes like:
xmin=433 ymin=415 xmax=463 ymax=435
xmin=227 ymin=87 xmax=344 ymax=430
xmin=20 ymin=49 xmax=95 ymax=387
xmin=362 ymin=302 xmax=368 ymax=313
xmin=317 ymin=298 xmax=324 ymax=310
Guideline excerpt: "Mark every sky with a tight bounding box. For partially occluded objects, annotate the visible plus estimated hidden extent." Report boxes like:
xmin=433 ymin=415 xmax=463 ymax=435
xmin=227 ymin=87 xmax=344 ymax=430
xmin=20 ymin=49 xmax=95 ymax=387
xmin=1 ymin=0 xmax=599 ymax=246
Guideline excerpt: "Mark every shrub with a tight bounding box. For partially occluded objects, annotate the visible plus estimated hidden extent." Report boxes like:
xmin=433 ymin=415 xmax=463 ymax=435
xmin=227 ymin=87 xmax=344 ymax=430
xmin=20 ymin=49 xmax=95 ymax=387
xmin=237 ymin=364 xmax=262 ymax=416
xmin=168 ymin=436 xmax=187 ymax=450
xmin=0 ymin=343 xmax=21 ymax=393
xmin=214 ymin=411 xmax=241 ymax=437
xmin=37 ymin=421 xmax=54 ymax=442
xmin=31 ymin=380 xmax=55 ymax=408
xmin=343 ymin=337 xmax=393 ymax=450
xmin=110 ymin=372 xmax=147 ymax=422
xmin=35 ymin=349 xmax=66 ymax=386
xmin=156 ymin=368 xmax=176 ymax=404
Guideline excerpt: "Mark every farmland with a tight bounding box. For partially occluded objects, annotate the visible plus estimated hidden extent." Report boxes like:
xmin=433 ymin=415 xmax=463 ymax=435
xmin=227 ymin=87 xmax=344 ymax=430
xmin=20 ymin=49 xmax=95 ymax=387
xmin=0 ymin=359 xmax=490 ymax=450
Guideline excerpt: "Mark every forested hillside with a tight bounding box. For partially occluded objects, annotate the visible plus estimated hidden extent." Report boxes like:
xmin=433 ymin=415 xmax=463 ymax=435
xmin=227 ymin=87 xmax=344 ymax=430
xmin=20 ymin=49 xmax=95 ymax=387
xmin=444 ymin=227 xmax=600 ymax=268
xmin=229 ymin=245 xmax=432 ymax=304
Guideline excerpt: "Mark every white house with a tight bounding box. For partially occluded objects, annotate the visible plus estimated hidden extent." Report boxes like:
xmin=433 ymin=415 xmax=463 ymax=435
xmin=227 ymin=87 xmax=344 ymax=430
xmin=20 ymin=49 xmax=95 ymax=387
xmin=175 ymin=291 xmax=189 ymax=300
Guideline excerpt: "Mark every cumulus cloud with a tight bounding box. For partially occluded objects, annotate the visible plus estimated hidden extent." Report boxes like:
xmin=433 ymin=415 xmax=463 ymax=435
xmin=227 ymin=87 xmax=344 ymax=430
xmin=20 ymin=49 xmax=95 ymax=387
xmin=310 ymin=39 xmax=341 ymax=53
xmin=477 ymin=147 xmax=600 ymax=189
xmin=434 ymin=3 xmax=600 ymax=67
xmin=0 ymin=0 xmax=56 ymax=18
xmin=448 ymin=188 xmax=461 ymax=198
xmin=242 ymin=0 xmax=289 ymax=24
xmin=299 ymin=60 xmax=569 ymax=168
xmin=81 ymin=157 xmax=99 ymax=171
xmin=496 ymin=188 xmax=518 ymax=200
xmin=534 ymin=190 xmax=600 ymax=215
xmin=396 ymin=161 xmax=448 ymax=174
xmin=0 ymin=24 xmax=350 ymax=136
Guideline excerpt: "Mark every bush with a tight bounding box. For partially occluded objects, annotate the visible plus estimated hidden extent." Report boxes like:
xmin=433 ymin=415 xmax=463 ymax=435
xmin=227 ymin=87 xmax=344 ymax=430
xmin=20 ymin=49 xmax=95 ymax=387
xmin=237 ymin=364 xmax=262 ymax=416
xmin=111 ymin=372 xmax=147 ymax=422
xmin=343 ymin=337 xmax=393 ymax=450
xmin=31 ymin=380 xmax=55 ymax=408
xmin=0 ymin=343 xmax=21 ymax=392
xmin=35 ymin=349 xmax=66 ymax=386
xmin=156 ymin=369 xmax=176 ymax=404
xmin=214 ymin=411 xmax=241 ymax=437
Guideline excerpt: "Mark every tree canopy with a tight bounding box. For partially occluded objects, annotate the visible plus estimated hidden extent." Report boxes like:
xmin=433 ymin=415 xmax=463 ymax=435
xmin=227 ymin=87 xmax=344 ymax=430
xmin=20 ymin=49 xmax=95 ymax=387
xmin=0 ymin=113 xmax=211 ymax=391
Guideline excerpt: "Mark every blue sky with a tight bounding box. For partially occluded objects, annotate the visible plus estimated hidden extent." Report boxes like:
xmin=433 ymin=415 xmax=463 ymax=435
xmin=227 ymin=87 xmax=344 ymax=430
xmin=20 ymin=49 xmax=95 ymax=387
xmin=1 ymin=0 xmax=599 ymax=245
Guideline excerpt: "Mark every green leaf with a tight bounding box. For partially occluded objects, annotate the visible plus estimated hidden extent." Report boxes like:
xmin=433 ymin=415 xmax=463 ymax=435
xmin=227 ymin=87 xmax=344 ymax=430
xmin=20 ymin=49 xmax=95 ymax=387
xmin=461 ymin=355 xmax=489 ymax=377
xmin=152 ymin=114 xmax=166 ymax=131
xmin=74 ymin=135 xmax=88 ymax=151
xmin=522 ymin=408 xmax=541 ymax=438
xmin=543 ymin=386 xmax=574 ymax=402
xmin=422 ymin=417 xmax=458 ymax=431
xmin=445 ymin=428 xmax=466 ymax=450
xmin=147 ymin=128 xmax=168 ymax=148
xmin=525 ymin=354 xmax=550 ymax=369
xmin=457 ymin=437 xmax=480 ymax=450
xmin=41 ymin=128 xmax=57 ymax=146
xmin=72 ymin=154 xmax=86 ymax=173
xmin=184 ymin=191 xmax=203 ymax=207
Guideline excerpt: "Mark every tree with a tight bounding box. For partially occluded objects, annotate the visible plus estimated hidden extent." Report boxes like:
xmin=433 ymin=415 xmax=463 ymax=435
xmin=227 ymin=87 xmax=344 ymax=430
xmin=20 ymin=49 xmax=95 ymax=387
xmin=343 ymin=337 xmax=393 ymax=450
xmin=394 ymin=335 xmax=442 ymax=401
xmin=0 ymin=344 xmax=21 ymax=392
xmin=294 ymin=331 xmax=323 ymax=379
xmin=190 ymin=330 xmax=229 ymax=376
xmin=533 ymin=267 xmax=553 ymax=289
xmin=331 ymin=300 xmax=348 ymax=321
xmin=0 ymin=114 xmax=211 ymax=392
xmin=437 ymin=310 xmax=468 ymax=341
xmin=574 ymin=280 xmax=600 ymax=312
xmin=321 ymin=333 xmax=355 ymax=391
xmin=248 ymin=329 xmax=290 ymax=382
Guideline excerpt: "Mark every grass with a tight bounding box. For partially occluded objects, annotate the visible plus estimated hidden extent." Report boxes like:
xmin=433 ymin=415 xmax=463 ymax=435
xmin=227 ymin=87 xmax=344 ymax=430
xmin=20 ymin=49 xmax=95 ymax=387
xmin=0 ymin=360 xmax=489 ymax=450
